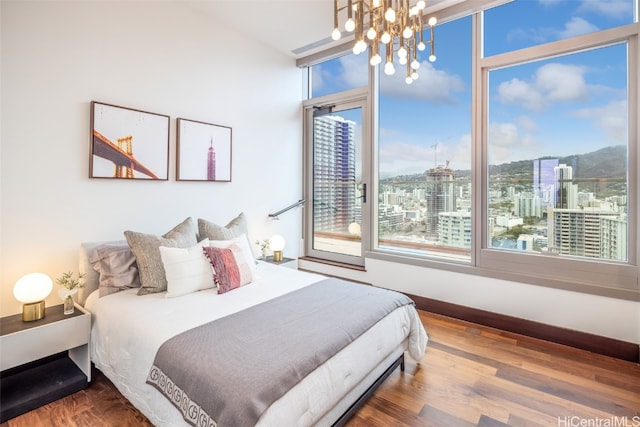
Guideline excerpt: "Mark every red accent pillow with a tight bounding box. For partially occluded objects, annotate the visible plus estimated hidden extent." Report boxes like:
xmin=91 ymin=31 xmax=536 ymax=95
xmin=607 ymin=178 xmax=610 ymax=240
xmin=203 ymin=244 xmax=254 ymax=294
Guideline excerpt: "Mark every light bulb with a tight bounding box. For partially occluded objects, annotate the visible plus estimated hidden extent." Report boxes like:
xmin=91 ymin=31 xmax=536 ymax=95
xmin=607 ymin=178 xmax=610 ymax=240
xmin=410 ymin=6 xmax=418 ymax=16
xmin=403 ymin=27 xmax=413 ymax=39
xmin=405 ymin=76 xmax=413 ymax=84
xmin=366 ymin=27 xmax=377 ymax=40
xmin=417 ymin=0 xmax=426 ymax=9
xmin=332 ymin=28 xmax=341 ymax=41
xmin=370 ymin=53 xmax=382 ymax=66
xmin=385 ymin=7 xmax=396 ymax=22
xmin=373 ymin=0 xmax=381 ymax=7
xmin=428 ymin=16 xmax=437 ymax=26
xmin=417 ymin=41 xmax=426 ymax=51
xmin=398 ymin=46 xmax=407 ymax=58
xmin=412 ymin=71 xmax=419 ymax=80
xmin=429 ymin=54 xmax=436 ymax=62
xmin=380 ymin=32 xmax=392 ymax=44
xmin=345 ymin=18 xmax=356 ymax=32
xmin=384 ymin=62 xmax=395 ymax=75
xmin=411 ymin=59 xmax=420 ymax=69
xmin=398 ymin=56 xmax=407 ymax=65
xmin=353 ymin=39 xmax=367 ymax=54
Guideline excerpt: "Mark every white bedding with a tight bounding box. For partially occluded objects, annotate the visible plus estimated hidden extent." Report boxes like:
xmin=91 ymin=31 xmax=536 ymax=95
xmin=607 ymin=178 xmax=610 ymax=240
xmin=85 ymin=261 xmax=427 ymax=426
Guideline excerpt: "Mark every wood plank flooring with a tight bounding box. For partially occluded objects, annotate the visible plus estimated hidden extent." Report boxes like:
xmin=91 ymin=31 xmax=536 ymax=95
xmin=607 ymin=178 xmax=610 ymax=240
xmin=2 ymin=310 xmax=639 ymax=427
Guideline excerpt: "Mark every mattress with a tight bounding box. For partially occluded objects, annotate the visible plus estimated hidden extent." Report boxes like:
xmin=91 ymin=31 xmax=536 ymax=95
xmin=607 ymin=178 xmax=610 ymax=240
xmin=85 ymin=262 xmax=428 ymax=426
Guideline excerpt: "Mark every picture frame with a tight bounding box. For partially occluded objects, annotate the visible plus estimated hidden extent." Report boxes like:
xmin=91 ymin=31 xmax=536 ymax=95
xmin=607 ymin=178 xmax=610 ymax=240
xmin=176 ymin=118 xmax=232 ymax=182
xmin=90 ymin=101 xmax=170 ymax=180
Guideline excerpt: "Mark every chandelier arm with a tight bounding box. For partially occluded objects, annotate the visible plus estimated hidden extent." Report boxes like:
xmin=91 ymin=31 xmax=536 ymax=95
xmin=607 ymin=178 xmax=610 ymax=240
xmin=333 ymin=0 xmax=436 ymax=84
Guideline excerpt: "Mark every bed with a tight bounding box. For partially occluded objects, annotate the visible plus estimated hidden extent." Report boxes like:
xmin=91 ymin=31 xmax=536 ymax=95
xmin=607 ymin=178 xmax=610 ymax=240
xmin=78 ymin=216 xmax=428 ymax=427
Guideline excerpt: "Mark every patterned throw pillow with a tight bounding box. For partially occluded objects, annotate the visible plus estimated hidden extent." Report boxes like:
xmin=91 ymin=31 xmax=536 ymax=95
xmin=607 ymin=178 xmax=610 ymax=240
xmin=203 ymin=244 xmax=255 ymax=294
xmin=197 ymin=213 xmax=256 ymax=263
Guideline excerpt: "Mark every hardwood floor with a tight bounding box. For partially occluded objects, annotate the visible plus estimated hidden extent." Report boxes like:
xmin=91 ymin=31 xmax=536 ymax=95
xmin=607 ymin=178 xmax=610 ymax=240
xmin=3 ymin=310 xmax=639 ymax=427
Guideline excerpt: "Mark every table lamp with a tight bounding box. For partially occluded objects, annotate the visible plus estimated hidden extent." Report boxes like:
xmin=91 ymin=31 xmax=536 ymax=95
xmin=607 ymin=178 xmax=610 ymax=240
xmin=269 ymin=235 xmax=285 ymax=262
xmin=13 ymin=273 xmax=53 ymax=321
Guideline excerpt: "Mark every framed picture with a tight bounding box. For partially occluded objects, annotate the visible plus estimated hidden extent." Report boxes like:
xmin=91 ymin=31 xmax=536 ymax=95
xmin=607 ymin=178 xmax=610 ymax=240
xmin=90 ymin=101 xmax=169 ymax=180
xmin=176 ymin=118 xmax=232 ymax=182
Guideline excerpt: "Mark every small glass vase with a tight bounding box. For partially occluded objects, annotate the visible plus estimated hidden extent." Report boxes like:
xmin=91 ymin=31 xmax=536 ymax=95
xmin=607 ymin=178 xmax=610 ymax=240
xmin=63 ymin=295 xmax=74 ymax=315
xmin=58 ymin=288 xmax=78 ymax=315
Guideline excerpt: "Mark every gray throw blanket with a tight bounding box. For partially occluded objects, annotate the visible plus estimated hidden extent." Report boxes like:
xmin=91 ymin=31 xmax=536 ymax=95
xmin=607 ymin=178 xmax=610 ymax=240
xmin=147 ymin=278 xmax=414 ymax=427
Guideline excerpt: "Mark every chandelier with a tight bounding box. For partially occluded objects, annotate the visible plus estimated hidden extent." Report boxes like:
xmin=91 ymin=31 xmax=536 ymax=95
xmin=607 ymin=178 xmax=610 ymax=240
xmin=331 ymin=0 xmax=437 ymax=84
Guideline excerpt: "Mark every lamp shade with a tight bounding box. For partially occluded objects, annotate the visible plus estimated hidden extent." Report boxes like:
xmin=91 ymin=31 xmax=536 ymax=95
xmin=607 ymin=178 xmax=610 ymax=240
xmin=13 ymin=273 xmax=53 ymax=304
xmin=269 ymin=235 xmax=286 ymax=251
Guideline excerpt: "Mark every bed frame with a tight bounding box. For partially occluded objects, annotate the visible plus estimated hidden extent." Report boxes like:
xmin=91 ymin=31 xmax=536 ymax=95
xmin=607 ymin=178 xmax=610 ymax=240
xmin=332 ymin=353 xmax=405 ymax=426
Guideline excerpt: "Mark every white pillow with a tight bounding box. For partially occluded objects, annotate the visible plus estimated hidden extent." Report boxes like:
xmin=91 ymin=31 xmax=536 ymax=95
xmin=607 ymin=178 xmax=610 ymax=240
xmin=209 ymin=234 xmax=257 ymax=278
xmin=159 ymin=239 xmax=215 ymax=298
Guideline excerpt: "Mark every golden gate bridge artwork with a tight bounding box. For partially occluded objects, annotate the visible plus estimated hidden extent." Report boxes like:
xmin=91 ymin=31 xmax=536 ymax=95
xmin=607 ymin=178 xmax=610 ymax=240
xmin=92 ymin=130 xmax=159 ymax=179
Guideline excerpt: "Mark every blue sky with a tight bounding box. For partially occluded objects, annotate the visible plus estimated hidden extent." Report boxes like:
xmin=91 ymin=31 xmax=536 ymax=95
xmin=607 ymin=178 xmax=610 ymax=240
xmin=312 ymin=0 xmax=633 ymax=177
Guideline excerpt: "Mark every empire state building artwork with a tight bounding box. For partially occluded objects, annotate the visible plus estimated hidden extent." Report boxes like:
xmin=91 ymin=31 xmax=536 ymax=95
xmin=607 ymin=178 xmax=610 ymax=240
xmin=207 ymin=138 xmax=216 ymax=181
xmin=176 ymin=118 xmax=233 ymax=182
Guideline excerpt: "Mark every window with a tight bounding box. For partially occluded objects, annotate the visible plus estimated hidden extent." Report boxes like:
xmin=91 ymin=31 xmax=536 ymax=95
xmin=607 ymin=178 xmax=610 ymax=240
xmin=376 ymin=16 xmax=472 ymax=263
xmin=483 ymin=0 xmax=635 ymax=57
xmin=479 ymin=1 xmax=637 ymax=294
xmin=486 ymin=45 xmax=628 ymax=263
xmin=301 ymin=0 xmax=639 ymax=298
xmin=310 ymin=54 xmax=368 ymax=98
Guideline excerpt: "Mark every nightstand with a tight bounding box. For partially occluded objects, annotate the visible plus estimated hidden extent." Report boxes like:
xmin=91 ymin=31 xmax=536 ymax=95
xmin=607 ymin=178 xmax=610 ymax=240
xmin=264 ymin=255 xmax=298 ymax=268
xmin=0 ymin=304 xmax=91 ymax=422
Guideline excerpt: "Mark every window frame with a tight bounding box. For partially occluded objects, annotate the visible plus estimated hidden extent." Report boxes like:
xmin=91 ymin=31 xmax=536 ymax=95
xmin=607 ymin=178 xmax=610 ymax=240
xmin=477 ymin=21 xmax=639 ymax=299
xmin=300 ymin=3 xmax=640 ymax=301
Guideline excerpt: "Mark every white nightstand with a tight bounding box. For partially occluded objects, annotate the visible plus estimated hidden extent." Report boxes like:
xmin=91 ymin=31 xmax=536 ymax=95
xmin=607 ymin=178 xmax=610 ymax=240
xmin=264 ymin=255 xmax=298 ymax=269
xmin=0 ymin=303 xmax=91 ymax=422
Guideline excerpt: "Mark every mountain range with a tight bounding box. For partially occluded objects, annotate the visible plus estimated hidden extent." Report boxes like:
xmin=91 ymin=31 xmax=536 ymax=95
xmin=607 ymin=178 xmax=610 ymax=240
xmin=381 ymin=145 xmax=626 ymax=184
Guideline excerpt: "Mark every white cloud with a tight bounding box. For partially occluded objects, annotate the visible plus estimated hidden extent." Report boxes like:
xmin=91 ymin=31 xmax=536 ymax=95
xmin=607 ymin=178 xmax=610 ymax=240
xmin=487 ymin=120 xmax=543 ymax=164
xmin=339 ymin=54 xmax=369 ymax=88
xmin=497 ymin=78 xmax=545 ymax=111
xmin=534 ymin=63 xmax=588 ymax=102
xmin=379 ymin=134 xmax=472 ymax=175
xmin=571 ymin=99 xmax=627 ymax=142
xmin=577 ymin=0 xmax=632 ymax=20
xmin=496 ymin=63 xmax=588 ymax=111
xmin=380 ymin=61 xmax=465 ymax=103
xmin=558 ymin=17 xmax=599 ymax=38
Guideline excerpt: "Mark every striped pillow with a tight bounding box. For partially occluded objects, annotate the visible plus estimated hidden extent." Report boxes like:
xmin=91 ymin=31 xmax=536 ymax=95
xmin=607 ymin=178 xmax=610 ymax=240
xmin=203 ymin=244 xmax=255 ymax=294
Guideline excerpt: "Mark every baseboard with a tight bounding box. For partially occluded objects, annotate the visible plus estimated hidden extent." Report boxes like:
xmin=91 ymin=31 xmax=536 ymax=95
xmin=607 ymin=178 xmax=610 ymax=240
xmin=408 ymin=293 xmax=640 ymax=364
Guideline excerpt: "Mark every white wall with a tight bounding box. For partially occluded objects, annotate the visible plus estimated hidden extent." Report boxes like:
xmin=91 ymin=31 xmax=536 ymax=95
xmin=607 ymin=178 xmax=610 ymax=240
xmin=0 ymin=1 xmax=303 ymax=315
xmin=300 ymin=258 xmax=640 ymax=345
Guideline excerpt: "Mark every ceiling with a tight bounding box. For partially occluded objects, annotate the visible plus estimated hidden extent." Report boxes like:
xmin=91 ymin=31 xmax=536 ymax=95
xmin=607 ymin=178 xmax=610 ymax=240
xmin=183 ymin=1 xmax=336 ymax=59
xmin=183 ymin=0 xmax=462 ymax=60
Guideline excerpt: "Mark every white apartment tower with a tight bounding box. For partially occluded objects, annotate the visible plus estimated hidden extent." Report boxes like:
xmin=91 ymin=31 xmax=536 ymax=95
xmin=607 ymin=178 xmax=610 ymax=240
xmin=425 ymin=166 xmax=456 ymax=238
xmin=313 ymin=115 xmax=357 ymax=234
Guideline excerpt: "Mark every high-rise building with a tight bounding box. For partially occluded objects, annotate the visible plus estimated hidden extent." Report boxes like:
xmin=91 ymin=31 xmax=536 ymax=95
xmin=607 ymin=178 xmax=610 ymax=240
xmin=554 ymin=163 xmax=577 ymax=209
xmin=313 ymin=115 xmax=356 ymax=234
xmin=207 ymin=138 xmax=216 ymax=181
xmin=547 ymin=207 xmax=626 ymax=260
xmin=425 ymin=166 xmax=456 ymax=238
xmin=533 ymin=158 xmax=559 ymax=206
xmin=438 ymin=211 xmax=471 ymax=248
